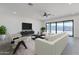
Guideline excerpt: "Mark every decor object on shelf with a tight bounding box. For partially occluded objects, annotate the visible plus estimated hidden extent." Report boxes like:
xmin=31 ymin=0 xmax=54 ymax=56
xmin=0 ymin=25 xmax=7 ymax=40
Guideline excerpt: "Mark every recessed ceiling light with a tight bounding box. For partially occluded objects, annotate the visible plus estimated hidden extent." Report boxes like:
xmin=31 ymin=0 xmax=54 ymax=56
xmin=12 ymin=11 xmax=16 ymax=14
xmin=68 ymin=3 xmax=72 ymax=5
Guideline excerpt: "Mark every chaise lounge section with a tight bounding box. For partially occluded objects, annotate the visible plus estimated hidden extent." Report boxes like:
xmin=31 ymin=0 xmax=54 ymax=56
xmin=35 ymin=32 xmax=68 ymax=55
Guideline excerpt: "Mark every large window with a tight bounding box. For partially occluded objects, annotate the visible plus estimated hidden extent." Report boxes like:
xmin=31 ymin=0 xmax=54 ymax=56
xmin=64 ymin=21 xmax=73 ymax=36
xmin=51 ymin=23 xmax=56 ymax=34
xmin=46 ymin=20 xmax=74 ymax=36
xmin=57 ymin=22 xmax=63 ymax=33
xmin=46 ymin=23 xmax=51 ymax=33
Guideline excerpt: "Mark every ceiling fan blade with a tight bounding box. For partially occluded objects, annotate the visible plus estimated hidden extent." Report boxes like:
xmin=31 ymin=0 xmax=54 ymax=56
xmin=48 ymin=14 xmax=51 ymax=15
xmin=43 ymin=12 xmax=47 ymax=16
xmin=43 ymin=12 xmax=52 ymax=17
xmin=28 ymin=3 xmax=33 ymax=6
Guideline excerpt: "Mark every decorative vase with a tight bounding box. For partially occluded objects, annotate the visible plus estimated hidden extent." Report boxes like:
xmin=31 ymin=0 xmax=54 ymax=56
xmin=0 ymin=35 xmax=6 ymax=40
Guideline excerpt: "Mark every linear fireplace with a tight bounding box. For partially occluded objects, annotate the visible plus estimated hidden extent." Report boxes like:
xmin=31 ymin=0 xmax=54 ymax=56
xmin=21 ymin=23 xmax=34 ymax=36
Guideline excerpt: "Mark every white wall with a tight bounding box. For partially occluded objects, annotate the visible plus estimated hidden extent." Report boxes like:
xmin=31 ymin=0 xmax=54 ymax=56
xmin=0 ymin=4 xmax=43 ymax=34
xmin=43 ymin=15 xmax=79 ymax=38
xmin=0 ymin=14 xmax=21 ymax=34
xmin=0 ymin=14 xmax=42 ymax=34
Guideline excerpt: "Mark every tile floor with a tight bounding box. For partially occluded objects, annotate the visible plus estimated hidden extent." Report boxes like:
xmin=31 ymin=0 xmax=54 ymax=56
xmin=1 ymin=37 xmax=79 ymax=55
xmin=16 ymin=37 xmax=79 ymax=55
xmin=62 ymin=37 xmax=79 ymax=55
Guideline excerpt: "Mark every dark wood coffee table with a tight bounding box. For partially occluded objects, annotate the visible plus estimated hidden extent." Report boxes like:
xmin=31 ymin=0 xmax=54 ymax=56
xmin=32 ymin=34 xmax=45 ymax=40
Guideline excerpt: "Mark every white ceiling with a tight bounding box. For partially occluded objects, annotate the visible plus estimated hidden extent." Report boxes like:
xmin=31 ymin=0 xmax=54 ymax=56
xmin=0 ymin=3 xmax=79 ymax=20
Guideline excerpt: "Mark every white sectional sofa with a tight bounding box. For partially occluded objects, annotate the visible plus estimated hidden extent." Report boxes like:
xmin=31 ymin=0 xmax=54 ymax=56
xmin=35 ymin=32 xmax=68 ymax=55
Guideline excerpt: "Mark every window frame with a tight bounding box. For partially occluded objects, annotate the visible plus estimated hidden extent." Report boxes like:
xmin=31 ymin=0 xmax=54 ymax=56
xmin=46 ymin=20 xmax=74 ymax=37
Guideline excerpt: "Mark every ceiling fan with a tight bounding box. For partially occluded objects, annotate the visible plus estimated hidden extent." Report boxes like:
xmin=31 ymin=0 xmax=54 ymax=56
xmin=43 ymin=12 xmax=51 ymax=17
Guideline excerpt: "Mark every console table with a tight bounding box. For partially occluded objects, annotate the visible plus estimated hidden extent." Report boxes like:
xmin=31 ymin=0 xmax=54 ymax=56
xmin=20 ymin=30 xmax=34 ymax=36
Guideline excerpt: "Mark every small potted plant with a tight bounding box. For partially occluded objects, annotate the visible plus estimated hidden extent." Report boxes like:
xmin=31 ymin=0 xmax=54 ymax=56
xmin=0 ymin=25 xmax=7 ymax=40
xmin=40 ymin=27 xmax=46 ymax=35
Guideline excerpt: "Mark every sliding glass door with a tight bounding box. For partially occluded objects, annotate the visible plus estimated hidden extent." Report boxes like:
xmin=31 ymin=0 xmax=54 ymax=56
xmin=51 ymin=23 xmax=56 ymax=34
xmin=46 ymin=23 xmax=51 ymax=33
xmin=57 ymin=22 xmax=63 ymax=33
xmin=64 ymin=21 xmax=73 ymax=36
xmin=46 ymin=20 xmax=74 ymax=37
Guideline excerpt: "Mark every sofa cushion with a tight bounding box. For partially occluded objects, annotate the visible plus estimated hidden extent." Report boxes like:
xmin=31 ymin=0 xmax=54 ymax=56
xmin=45 ymin=33 xmax=64 ymax=41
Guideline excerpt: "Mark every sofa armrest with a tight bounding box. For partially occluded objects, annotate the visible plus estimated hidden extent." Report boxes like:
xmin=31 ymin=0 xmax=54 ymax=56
xmin=35 ymin=32 xmax=68 ymax=55
xmin=36 ymin=38 xmax=53 ymax=45
xmin=35 ymin=38 xmax=56 ymax=55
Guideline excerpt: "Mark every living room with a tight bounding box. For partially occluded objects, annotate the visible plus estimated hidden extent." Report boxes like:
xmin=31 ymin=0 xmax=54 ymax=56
xmin=0 ymin=3 xmax=79 ymax=55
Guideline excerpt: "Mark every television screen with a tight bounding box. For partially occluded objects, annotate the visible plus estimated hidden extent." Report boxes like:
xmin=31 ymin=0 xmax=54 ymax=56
xmin=22 ymin=23 xmax=32 ymax=30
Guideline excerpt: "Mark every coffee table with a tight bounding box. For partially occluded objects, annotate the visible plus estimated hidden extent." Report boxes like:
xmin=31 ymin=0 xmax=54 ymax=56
xmin=32 ymin=34 xmax=45 ymax=40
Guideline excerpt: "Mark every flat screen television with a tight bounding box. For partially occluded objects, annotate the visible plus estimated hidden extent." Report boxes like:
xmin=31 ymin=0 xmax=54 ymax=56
xmin=22 ymin=23 xmax=32 ymax=30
